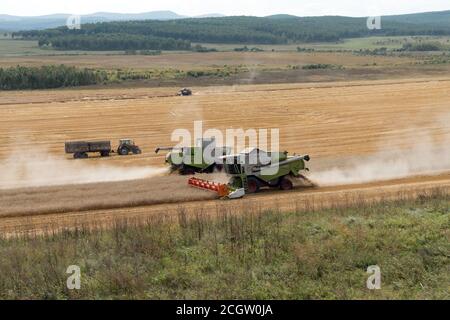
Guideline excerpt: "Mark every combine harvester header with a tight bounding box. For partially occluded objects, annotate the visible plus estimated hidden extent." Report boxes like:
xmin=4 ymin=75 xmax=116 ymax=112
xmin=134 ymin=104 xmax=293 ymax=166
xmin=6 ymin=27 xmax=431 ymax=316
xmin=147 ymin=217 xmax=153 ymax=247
xmin=188 ymin=177 xmax=245 ymax=199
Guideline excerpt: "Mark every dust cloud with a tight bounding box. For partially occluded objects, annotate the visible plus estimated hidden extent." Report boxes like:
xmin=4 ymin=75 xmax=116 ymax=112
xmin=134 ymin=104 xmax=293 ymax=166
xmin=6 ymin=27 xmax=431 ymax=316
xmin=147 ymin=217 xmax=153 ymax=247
xmin=309 ymin=129 xmax=450 ymax=187
xmin=0 ymin=149 xmax=167 ymax=190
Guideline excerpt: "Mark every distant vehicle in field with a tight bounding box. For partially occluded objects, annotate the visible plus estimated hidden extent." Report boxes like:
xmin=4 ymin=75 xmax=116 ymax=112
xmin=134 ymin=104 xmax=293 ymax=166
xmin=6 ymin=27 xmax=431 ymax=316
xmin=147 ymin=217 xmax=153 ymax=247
xmin=65 ymin=139 xmax=142 ymax=159
xmin=178 ymin=88 xmax=192 ymax=96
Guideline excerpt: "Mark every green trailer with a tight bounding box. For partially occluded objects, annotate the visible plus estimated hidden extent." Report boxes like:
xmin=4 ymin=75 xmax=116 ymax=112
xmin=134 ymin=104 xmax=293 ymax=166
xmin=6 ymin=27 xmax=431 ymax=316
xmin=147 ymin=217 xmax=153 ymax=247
xmin=221 ymin=148 xmax=310 ymax=193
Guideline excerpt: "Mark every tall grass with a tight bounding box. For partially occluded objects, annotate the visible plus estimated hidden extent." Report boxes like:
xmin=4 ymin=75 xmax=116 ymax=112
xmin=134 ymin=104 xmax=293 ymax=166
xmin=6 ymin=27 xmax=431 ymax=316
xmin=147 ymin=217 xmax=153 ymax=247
xmin=0 ymin=190 xmax=448 ymax=300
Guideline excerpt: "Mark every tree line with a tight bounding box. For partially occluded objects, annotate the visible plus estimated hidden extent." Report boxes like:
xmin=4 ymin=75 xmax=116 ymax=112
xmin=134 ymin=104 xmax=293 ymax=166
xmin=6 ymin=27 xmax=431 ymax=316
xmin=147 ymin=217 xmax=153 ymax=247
xmin=38 ymin=34 xmax=191 ymax=51
xmin=15 ymin=14 xmax=450 ymax=51
xmin=0 ymin=65 xmax=106 ymax=90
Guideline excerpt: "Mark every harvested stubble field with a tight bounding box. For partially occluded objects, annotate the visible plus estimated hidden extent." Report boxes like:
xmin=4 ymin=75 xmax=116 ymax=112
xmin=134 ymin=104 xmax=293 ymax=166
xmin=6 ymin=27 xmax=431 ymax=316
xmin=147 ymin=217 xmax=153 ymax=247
xmin=0 ymin=175 xmax=216 ymax=218
xmin=1 ymin=78 xmax=450 ymax=234
xmin=4 ymin=50 xmax=448 ymax=87
xmin=0 ymin=51 xmax=412 ymax=70
xmin=3 ymin=50 xmax=438 ymax=87
xmin=0 ymin=175 xmax=449 ymax=237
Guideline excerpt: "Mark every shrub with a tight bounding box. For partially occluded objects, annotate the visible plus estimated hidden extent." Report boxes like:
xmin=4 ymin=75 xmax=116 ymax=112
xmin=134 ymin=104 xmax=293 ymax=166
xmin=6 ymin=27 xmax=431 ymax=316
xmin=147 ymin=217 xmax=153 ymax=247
xmin=0 ymin=65 xmax=107 ymax=90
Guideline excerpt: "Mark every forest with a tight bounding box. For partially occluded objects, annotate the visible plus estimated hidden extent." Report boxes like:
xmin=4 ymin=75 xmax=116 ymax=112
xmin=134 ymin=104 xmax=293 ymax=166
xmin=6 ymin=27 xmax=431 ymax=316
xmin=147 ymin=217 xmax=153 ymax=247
xmin=14 ymin=12 xmax=450 ymax=50
xmin=37 ymin=34 xmax=191 ymax=50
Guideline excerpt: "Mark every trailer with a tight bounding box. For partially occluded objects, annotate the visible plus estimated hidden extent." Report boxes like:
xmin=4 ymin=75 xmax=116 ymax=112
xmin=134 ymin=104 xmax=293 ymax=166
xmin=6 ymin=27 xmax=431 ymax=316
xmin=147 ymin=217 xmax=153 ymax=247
xmin=65 ymin=139 xmax=142 ymax=159
xmin=65 ymin=141 xmax=111 ymax=159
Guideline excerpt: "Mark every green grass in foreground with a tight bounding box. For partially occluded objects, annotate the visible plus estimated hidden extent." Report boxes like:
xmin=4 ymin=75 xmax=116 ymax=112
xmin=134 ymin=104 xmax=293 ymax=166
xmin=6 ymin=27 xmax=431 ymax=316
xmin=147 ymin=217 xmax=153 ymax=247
xmin=0 ymin=193 xmax=448 ymax=300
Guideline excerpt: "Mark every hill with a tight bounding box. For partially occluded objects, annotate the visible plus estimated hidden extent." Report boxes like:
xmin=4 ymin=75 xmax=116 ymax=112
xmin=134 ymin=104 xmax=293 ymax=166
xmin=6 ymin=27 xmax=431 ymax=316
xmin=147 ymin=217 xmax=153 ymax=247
xmin=11 ymin=10 xmax=450 ymax=51
xmin=0 ymin=11 xmax=187 ymax=31
xmin=384 ymin=10 xmax=450 ymax=26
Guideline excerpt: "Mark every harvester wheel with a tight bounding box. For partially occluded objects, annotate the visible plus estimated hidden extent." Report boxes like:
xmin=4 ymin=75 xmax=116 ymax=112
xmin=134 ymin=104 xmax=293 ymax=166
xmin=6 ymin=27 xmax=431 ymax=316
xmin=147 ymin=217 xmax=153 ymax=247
xmin=280 ymin=177 xmax=293 ymax=191
xmin=247 ymin=177 xmax=260 ymax=194
xmin=180 ymin=166 xmax=196 ymax=175
xmin=268 ymin=178 xmax=280 ymax=188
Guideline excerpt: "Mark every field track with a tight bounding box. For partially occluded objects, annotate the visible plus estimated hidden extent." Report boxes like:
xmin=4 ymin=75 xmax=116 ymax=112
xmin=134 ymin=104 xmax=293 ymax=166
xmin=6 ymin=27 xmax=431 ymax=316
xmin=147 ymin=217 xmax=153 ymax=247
xmin=0 ymin=173 xmax=449 ymax=237
xmin=1 ymin=77 xmax=450 ymax=235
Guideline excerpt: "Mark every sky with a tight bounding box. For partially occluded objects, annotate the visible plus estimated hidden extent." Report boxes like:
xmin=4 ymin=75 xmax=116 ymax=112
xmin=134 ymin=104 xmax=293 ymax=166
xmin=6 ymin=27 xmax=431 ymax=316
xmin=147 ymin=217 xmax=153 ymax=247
xmin=1 ymin=0 xmax=450 ymax=17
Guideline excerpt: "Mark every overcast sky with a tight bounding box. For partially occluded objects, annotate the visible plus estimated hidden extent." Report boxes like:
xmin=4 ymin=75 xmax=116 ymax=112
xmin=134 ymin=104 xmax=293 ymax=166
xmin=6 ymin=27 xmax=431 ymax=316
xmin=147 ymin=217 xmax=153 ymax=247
xmin=1 ymin=0 xmax=450 ymax=17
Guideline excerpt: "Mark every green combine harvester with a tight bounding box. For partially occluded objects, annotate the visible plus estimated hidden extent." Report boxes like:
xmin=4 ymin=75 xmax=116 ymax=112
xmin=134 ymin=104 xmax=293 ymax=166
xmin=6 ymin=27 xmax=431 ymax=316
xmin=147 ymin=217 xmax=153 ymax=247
xmin=221 ymin=148 xmax=311 ymax=194
xmin=155 ymin=138 xmax=231 ymax=175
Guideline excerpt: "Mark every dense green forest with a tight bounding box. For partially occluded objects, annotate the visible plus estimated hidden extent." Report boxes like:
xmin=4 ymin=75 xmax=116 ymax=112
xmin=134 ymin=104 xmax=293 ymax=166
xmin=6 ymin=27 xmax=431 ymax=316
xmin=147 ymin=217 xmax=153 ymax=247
xmin=0 ymin=65 xmax=106 ymax=90
xmin=37 ymin=34 xmax=191 ymax=50
xmin=13 ymin=12 xmax=450 ymax=51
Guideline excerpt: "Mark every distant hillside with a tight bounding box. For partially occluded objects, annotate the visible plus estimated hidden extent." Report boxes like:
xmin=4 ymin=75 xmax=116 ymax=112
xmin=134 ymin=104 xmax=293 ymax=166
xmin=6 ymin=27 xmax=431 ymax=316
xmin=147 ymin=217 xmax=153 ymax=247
xmin=11 ymin=10 xmax=450 ymax=51
xmin=383 ymin=10 xmax=450 ymax=26
xmin=85 ymin=11 xmax=186 ymax=21
xmin=195 ymin=13 xmax=226 ymax=18
xmin=0 ymin=11 xmax=188 ymax=31
xmin=265 ymin=14 xmax=300 ymax=19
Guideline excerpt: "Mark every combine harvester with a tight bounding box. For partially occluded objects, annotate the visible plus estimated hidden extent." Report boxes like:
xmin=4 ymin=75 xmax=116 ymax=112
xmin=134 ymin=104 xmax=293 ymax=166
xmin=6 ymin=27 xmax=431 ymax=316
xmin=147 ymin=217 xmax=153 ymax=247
xmin=188 ymin=147 xmax=312 ymax=199
xmin=155 ymin=138 xmax=231 ymax=175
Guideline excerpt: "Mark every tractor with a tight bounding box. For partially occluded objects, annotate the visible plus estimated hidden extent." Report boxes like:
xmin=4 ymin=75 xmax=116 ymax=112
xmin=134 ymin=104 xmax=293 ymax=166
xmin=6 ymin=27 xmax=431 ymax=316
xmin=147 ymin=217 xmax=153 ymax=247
xmin=117 ymin=139 xmax=142 ymax=156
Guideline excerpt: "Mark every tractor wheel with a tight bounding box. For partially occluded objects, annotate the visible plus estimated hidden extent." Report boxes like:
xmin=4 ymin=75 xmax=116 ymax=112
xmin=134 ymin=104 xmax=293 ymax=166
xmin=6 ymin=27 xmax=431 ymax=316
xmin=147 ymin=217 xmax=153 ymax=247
xmin=118 ymin=147 xmax=129 ymax=156
xmin=247 ymin=177 xmax=260 ymax=194
xmin=279 ymin=177 xmax=294 ymax=191
xmin=133 ymin=148 xmax=142 ymax=155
